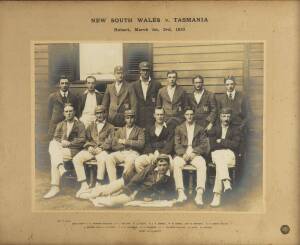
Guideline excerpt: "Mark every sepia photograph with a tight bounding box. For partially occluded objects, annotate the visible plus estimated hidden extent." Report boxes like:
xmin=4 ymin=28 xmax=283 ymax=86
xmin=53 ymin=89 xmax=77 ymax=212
xmin=1 ymin=1 xmax=299 ymax=244
xmin=34 ymin=41 xmax=264 ymax=212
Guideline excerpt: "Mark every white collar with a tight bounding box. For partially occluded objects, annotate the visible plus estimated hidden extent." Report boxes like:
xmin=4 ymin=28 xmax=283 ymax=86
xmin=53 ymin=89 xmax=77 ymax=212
xmin=84 ymin=89 xmax=100 ymax=94
xmin=96 ymin=120 xmax=106 ymax=124
xmin=194 ymin=89 xmax=204 ymax=95
xmin=155 ymin=122 xmax=167 ymax=128
xmin=154 ymin=167 xmax=171 ymax=176
xmin=140 ymin=76 xmax=151 ymax=83
xmin=65 ymin=117 xmax=77 ymax=123
xmin=167 ymin=85 xmax=176 ymax=90
xmin=60 ymin=90 xmax=68 ymax=97
xmin=227 ymin=90 xmax=236 ymax=97
xmin=186 ymin=122 xmax=195 ymax=128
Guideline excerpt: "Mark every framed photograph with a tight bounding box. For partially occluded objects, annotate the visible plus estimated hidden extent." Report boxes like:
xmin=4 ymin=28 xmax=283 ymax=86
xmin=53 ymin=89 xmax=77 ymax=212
xmin=0 ymin=1 xmax=299 ymax=244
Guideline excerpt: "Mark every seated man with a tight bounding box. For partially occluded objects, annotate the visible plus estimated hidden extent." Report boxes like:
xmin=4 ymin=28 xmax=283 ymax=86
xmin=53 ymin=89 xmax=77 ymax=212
xmin=105 ymin=109 xmax=145 ymax=182
xmin=88 ymin=154 xmax=175 ymax=207
xmin=207 ymin=108 xmax=241 ymax=207
xmin=73 ymin=105 xmax=115 ymax=198
xmin=173 ymin=107 xmax=209 ymax=207
xmin=44 ymin=103 xmax=86 ymax=199
xmin=134 ymin=107 xmax=174 ymax=173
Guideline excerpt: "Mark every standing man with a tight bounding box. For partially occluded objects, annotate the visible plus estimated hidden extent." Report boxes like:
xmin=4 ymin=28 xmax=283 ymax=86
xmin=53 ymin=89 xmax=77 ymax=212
xmin=173 ymin=107 xmax=209 ymax=206
xmin=207 ymin=108 xmax=241 ymax=207
xmin=48 ymin=75 xmax=78 ymax=138
xmin=78 ymin=76 xmax=103 ymax=128
xmin=134 ymin=107 xmax=174 ymax=173
xmin=105 ymin=109 xmax=145 ymax=182
xmin=218 ymin=75 xmax=250 ymax=132
xmin=43 ymin=103 xmax=86 ymax=199
xmin=131 ymin=61 xmax=162 ymax=129
xmin=102 ymin=66 xmax=136 ymax=127
xmin=73 ymin=105 xmax=115 ymax=198
xmin=156 ymin=70 xmax=187 ymax=130
xmin=187 ymin=75 xmax=217 ymax=130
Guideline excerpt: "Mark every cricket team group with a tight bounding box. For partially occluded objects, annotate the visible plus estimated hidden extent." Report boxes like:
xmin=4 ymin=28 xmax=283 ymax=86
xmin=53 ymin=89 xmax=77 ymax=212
xmin=43 ymin=61 xmax=250 ymax=208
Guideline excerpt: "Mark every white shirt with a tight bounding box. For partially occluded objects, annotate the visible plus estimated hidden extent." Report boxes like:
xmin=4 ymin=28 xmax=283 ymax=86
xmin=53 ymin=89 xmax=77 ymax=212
xmin=194 ymin=90 xmax=204 ymax=104
xmin=140 ymin=77 xmax=151 ymax=100
xmin=186 ymin=122 xmax=195 ymax=154
xmin=115 ymin=82 xmax=123 ymax=95
xmin=60 ymin=90 xmax=68 ymax=98
xmin=96 ymin=120 xmax=106 ymax=133
xmin=221 ymin=125 xmax=229 ymax=139
xmin=227 ymin=90 xmax=236 ymax=100
xmin=155 ymin=122 xmax=167 ymax=137
xmin=82 ymin=91 xmax=97 ymax=116
xmin=167 ymin=86 xmax=176 ymax=102
xmin=66 ymin=121 xmax=74 ymax=138
xmin=126 ymin=127 xmax=133 ymax=140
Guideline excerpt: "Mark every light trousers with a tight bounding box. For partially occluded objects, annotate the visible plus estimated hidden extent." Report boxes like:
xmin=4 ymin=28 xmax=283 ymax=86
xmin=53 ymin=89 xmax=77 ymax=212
xmin=173 ymin=155 xmax=207 ymax=191
xmin=211 ymin=149 xmax=236 ymax=193
xmin=49 ymin=140 xmax=72 ymax=186
xmin=105 ymin=150 xmax=139 ymax=182
xmin=73 ymin=150 xmax=108 ymax=182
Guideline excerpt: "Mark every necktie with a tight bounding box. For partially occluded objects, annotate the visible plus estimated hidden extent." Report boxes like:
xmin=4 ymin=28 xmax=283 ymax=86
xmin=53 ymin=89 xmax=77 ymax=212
xmin=228 ymin=93 xmax=233 ymax=100
xmin=62 ymin=93 xmax=67 ymax=103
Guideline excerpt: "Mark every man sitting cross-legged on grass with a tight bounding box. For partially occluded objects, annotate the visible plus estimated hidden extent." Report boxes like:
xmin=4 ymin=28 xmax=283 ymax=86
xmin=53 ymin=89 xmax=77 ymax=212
xmin=72 ymin=105 xmax=115 ymax=198
xmin=82 ymin=154 xmax=176 ymax=207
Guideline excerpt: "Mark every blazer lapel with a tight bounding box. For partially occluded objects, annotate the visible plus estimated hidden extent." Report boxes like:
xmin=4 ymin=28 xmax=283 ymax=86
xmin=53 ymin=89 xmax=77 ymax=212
xmin=67 ymin=120 xmax=78 ymax=139
xmin=137 ymin=80 xmax=145 ymax=101
xmin=146 ymin=80 xmax=154 ymax=100
xmin=172 ymin=86 xmax=183 ymax=104
xmin=162 ymin=87 xmax=172 ymax=103
xmin=56 ymin=91 xmax=64 ymax=105
xmin=199 ymin=90 xmax=207 ymax=105
xmin=128 ymin=126 xmax=137 ymax=139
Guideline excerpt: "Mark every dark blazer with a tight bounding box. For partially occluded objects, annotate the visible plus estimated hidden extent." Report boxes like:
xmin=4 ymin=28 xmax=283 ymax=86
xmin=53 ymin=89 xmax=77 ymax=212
xmin=122 ymin=164 xmax=176 ymax=200
xmin=130 ymin=79 xmax=162 ymax=129
xmin=217 ymin=91 xmax=250 ymax=129
xmin=48 ymin=90 xmax=78 ymax=138
xmin=174 ymin=122 xmax=209 ymax=156
xmin=207 ymin=124 xmax=241 ymax=154
xmin=77 ymin=90 xmax=103 ymax=117
xmin=84 ymin=121 xmax=115 ymax=151
xmin=102 ymin=81 xmax=137 ymax=127
xmin=187 ymin=89 xmax=217 ymax=127
xmin=112 ymin=125 xmax=145 ymax=153
xmin=156 ymin=85 xmax=187 ymax=127
xmin=53 ymin=119 xmax=86 ymax=157
xmin=144 ymin=124 xmax=174 ymax=155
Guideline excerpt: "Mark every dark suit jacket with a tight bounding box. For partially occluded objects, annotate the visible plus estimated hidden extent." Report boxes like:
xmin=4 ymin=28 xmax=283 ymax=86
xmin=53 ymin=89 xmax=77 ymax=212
xmin=77 ymin=90 xmax=103 ymax=117
xmin=174 ymin=122 xmax=209 ymax=156
xmin=122 ymin=164 xmax=176 ymax=200
xmin=84 ymin=121 xmax=115 ymax=151
xmin=144 ymin=124 xmax=174 ymax=155
xmin=48 ymin=90 xmax=78 ymax=138
xmin=187 ymin=89 xmax=217 ymax=127
xmin=217 ymin=91 xmax=250 ymax=129
xmin=130 ymin=79 xmax=162 ymax=129
xmin=207 ymin=123 xmax=241 ymax=154
xmin=102 ymin=81 xmax=137 ymax=127
xmin=53 ymin=119 xmax=86 ymax=157
xmin=156 ymin=85 xmax=187 ymax=127
xmin=112 ymin=125 xmax=145 ymax=153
